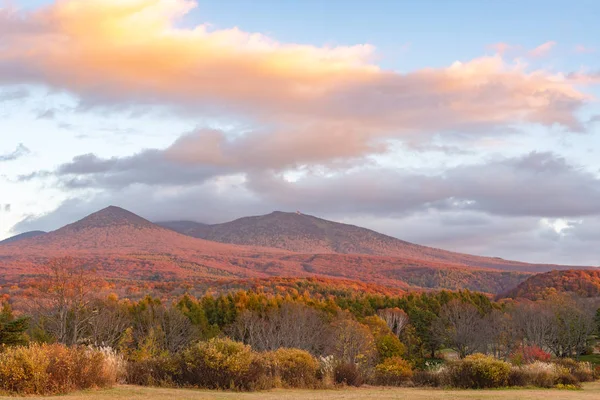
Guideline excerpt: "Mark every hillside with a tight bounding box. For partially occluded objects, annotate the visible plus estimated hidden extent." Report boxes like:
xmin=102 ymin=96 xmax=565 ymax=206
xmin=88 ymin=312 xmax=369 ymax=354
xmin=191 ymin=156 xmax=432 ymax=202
xmin=0 ymin=206 xmax=534 ymax=294
xmin=0 ymin=231 xmax=46 ymax=244
xmin=502 ymin=269 xmax=600 ymax=300
xmin=157 ymin=211 xmax=574 ymax=273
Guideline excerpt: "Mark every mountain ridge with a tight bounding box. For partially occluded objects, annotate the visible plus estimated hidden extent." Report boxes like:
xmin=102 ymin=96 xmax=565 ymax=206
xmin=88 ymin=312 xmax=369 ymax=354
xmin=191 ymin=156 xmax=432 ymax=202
xmin=0 ymin=230 xmax=47 ymax=245
xmin=156 ymin=211 xmax=576 ymax=273
xmin=0 ymin=206 xmax=589 ymax=294
xmin=501 ymin=269 xmax=600 ymax=300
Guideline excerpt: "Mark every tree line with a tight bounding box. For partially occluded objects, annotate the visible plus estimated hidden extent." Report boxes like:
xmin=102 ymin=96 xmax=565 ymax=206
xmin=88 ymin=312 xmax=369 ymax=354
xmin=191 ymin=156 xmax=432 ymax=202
xmin=2 ymin=257 xmax=598 ymax=368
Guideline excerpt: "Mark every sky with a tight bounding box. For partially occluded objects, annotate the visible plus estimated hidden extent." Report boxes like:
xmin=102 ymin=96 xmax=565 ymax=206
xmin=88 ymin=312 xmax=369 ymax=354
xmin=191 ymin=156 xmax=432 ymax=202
xmin=1 ymin=0 xmax=599 ymax=265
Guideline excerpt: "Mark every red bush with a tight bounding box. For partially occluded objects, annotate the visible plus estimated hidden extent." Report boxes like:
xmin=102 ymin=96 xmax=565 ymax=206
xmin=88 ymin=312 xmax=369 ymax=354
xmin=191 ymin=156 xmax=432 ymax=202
xmin=510 ymin=346 xmax=551 ymax=365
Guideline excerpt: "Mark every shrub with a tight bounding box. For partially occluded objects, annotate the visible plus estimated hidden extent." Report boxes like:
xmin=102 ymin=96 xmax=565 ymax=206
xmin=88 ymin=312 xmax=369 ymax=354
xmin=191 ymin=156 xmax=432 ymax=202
xmin=126 ymin=355 xmax=180 ymax=387
xmin=553 ymin=359 xmax=594 ymax=383
xmin=317 ymin=355 xmax=335 ymax=387
xmin=508 ymin=361 xmax=589 ymax=388
xmin=509 ymin=362 xmax=555 ymax=388
xmin=97 ymin=347 xmax=127 ymax=385
xmin=444 ymin=354 xmax=511 ymax=389
xmin=0 ymin=344 xmax=118 ymax=395
xmin=180 ymin=338 xmax=272 ymax=391
xmin=412 ymin=369 xmax=442 ymax=387
xmin=555 ymin=383 xmax=582 ymax=390
xmin=333 ymin=362 xmax=363 ymax=387
xmin=0 ymin=344 xmax=50 ymax=394
xmin=555 ymin=371 xmax=579 ymax=386
xmin=374 ymin=356 xmax=413 ymax=386
xmin=594 ymin=365 xmax=600 ymax=380
xmin=272 ymin=348 xmax=319 ymax=388
xmin=509 ymin=346 xmax=551 ymax=366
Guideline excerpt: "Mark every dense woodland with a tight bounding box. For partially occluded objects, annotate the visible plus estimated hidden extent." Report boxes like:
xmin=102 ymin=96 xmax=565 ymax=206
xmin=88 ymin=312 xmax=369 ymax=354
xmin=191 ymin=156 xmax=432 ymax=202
xmin=1 ymin=257 xmax=599 ymax=394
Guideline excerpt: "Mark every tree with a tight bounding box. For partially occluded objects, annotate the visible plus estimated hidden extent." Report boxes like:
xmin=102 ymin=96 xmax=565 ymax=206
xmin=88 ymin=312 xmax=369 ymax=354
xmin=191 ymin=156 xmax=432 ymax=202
xmin=88 ymin=295 xmax=132 ymax=347
xmin=362 ymin=316 xmax=405 ymax=361
xmin=131 ymin=296 xmax=198 ymax=354
xmin=229 ymin=302 xmax=326 ymax=354
xmin=326 ymin=318 xmax=376 ymax=365
xmin=485 ymin=309 xmax=518 ymax=360
xmin=0 ymin=302 xmax=29 ymax=346
xmin=30 ymin=257 xmax=99 ymax=345
xmin=433 ymin=300 xmax=486 ymax=358
xmin=378 ymin=308 xmax=409 ymax=337
xmin=512 ymin=301 xmax=553 ymax=349
xmin=544 ymin=295 xmax=595 ymax=358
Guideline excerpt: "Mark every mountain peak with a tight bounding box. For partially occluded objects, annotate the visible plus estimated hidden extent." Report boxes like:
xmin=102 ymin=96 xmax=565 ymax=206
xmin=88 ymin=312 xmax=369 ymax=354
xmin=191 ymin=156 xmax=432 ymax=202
xmin=267 ymin=210 xmax=312 ymax=218
xmin=60 ymin=206 xmax=156 ymax=232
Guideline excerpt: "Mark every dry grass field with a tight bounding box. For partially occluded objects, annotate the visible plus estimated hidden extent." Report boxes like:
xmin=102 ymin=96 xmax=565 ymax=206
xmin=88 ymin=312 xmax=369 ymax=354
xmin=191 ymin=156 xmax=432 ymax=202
xmin=2 ymin=383 xmax=600 ymax=400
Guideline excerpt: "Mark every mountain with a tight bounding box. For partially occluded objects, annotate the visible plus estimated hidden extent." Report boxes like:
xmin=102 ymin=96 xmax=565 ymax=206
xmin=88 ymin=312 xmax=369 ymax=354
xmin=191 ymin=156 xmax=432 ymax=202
xmin=0 ymin=206 xmax=537 ymax=294
xmin=157 ymin=220 xmax=209 ymax=235
xmin=0 ymin=206 xmax=289 ymax=281
xmin=0 ymin=231 xmax=46 ymax=245
xmin=157 ymin=211 xmax=574 ymax=273
xmin=502 ymin=269 xmax=600 ymax=300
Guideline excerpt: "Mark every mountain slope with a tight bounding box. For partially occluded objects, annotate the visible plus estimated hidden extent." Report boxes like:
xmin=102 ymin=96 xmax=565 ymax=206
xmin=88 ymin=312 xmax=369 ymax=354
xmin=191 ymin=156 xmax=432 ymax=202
xmin=0 ymin=231 xmax=46 ymax=245
xmin=0 ymin=206 xmax=291 ymax=281
xmin=502 ymin=269 xmax=600 ymax=300
xmin=157 ymin=211 xmax=576 ymax=273
xmin=0 ymin=206 xmax=534 ymax=294
xmin=7 ymin=206 xmax=247 ymax=253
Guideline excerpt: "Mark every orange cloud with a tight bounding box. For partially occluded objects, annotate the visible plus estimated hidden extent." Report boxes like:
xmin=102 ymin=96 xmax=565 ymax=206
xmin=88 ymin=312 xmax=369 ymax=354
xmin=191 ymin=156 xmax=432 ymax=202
xmin=0 ymin=0 xmax=594 ymax=141
xmin=528 ymin=41 xmax=556 ymax=57
xmin=487 ymin=42 xmax=512 ymax=55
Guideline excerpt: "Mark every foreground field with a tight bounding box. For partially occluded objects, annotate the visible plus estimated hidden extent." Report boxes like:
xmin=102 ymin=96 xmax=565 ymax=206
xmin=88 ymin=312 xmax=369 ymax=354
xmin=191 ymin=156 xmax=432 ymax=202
xmin=3 ymin=384 xmax=600 ymax=400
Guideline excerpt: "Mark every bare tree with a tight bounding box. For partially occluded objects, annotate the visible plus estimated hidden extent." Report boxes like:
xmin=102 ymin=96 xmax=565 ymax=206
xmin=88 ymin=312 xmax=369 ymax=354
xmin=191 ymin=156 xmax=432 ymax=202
xmin=132 ymin=299 xmax=197 ymax=353
xmin=545 ymin=296 xmax=595 ymax=358
xmin=229 ymin=302 xmax=326 ymax=354
xmin=433 ymin=300 xmax=486 ymax=358
xmin=29 ymin=257 xmax=99 ymax=345
xmin=88 ymin=297 xmax=131 ymax=347
xmin=485 ymin=309 xmax=519 ymax=359
xmin=512 ymin=301 xmax=552 ymax=349
xmin=377 ymin=308 xmax=409 ymax=337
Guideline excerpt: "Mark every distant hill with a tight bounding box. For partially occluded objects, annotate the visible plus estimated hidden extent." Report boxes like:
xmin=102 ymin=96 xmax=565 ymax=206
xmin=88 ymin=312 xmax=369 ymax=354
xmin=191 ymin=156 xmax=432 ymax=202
xmin=502 ymin=269 xmax=600 ymax=300
xmin=157 ymin=211 xmax=574 ymax=273
xmin=0 ymin=231 xmax=46 ymax=245
xmin=0 ymin=206 xmax=538 ymax=294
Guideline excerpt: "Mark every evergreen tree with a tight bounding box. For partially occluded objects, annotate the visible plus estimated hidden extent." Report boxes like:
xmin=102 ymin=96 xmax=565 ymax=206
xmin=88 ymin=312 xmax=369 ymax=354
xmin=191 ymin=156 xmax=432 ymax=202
xmin=0 ymin=302 xmax=29 ymax=346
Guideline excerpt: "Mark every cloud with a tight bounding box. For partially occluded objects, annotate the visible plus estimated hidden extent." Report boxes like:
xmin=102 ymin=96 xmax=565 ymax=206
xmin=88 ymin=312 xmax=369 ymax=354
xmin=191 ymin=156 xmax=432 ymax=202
xmin=529 ymin=41 xmax=556 ymax=57
xmin=244 ymin=152 xmax=600 ymax=219
xmin=574 ymin=44 xmax=596 ymax=54
xmin=0 ymin=144 xmax=30 ymax=162
xmin=0 ymin=88 xmax=29 ymax=102
xmin=487 ymin=42 xmax=513 ymax=55
xmin=37 ymin=109 xmax=56 ymax=120
xmin=0 ymin=1 xmax=593 ymax=135
xmin=24 ymin=144 xmax=600 ymax=223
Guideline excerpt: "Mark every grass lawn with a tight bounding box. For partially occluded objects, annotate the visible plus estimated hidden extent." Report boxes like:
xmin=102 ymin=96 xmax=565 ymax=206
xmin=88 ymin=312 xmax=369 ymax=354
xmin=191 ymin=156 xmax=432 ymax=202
xmin=2 ymin=383 xmax=600 ymax=400
xmin=579 ymin=354 xmax=600 ymax=366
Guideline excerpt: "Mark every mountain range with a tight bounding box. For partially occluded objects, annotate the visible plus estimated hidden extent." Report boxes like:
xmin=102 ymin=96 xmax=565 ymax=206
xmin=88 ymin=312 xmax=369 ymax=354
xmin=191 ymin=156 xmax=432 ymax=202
xmin=0 ymin=206 xmax=590 ymax=294
xmin=156 ymin=212 xmax=561 ymax=272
